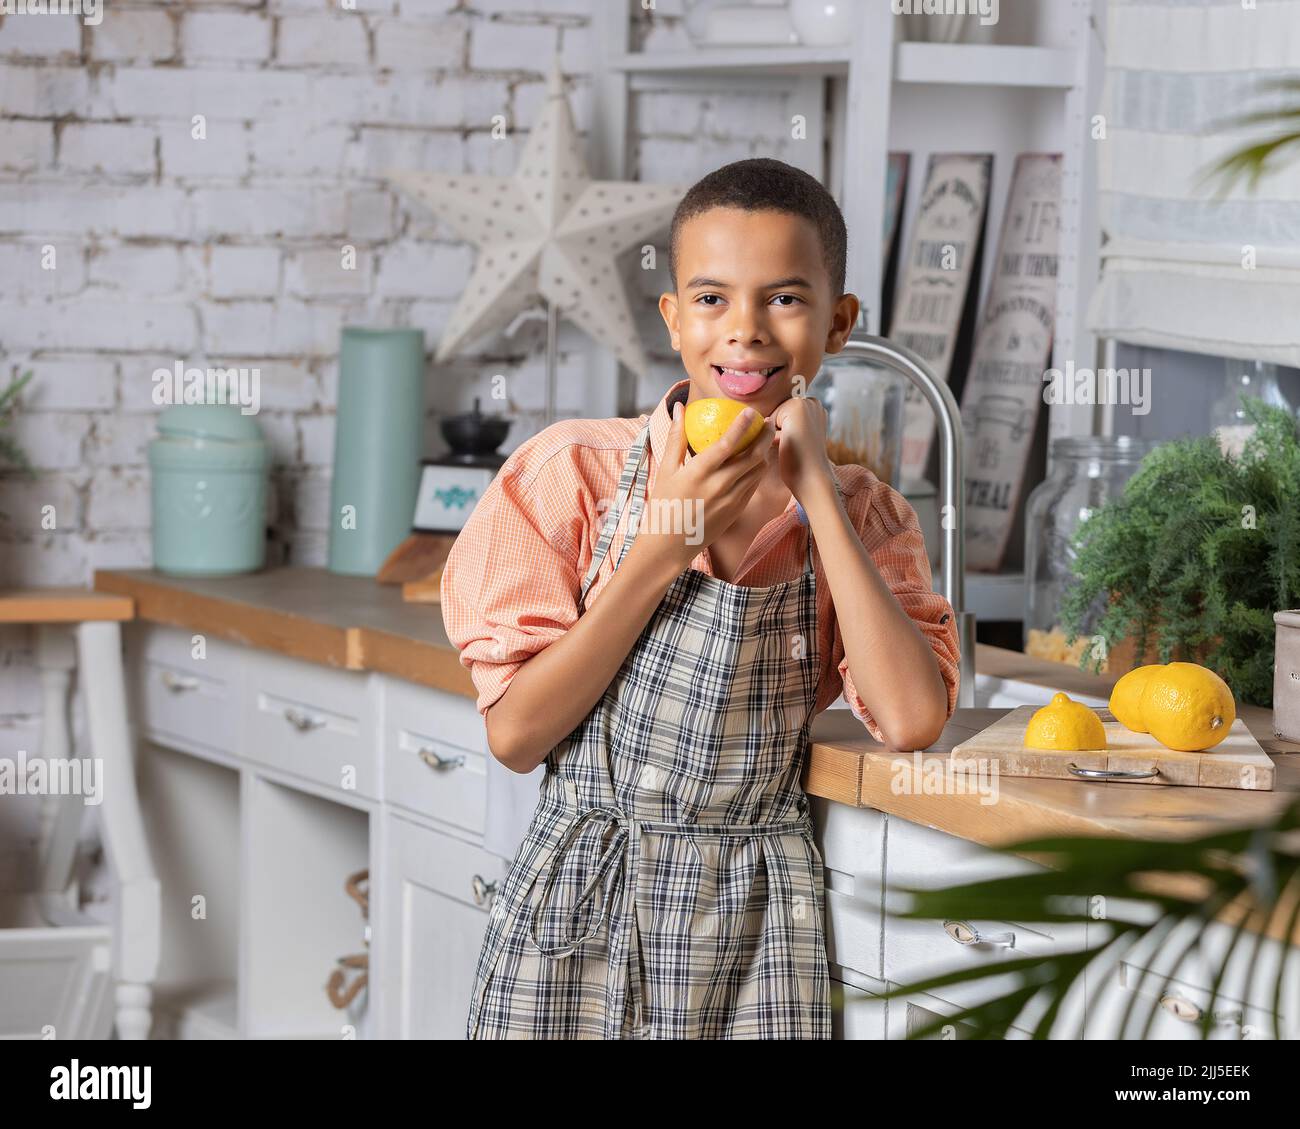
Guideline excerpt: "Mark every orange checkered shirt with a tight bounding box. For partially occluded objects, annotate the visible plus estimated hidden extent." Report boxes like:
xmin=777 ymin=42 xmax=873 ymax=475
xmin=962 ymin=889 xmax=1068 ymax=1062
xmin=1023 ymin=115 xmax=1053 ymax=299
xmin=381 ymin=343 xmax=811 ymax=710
xmin=441 ymin=379 xmax=961 ymax=744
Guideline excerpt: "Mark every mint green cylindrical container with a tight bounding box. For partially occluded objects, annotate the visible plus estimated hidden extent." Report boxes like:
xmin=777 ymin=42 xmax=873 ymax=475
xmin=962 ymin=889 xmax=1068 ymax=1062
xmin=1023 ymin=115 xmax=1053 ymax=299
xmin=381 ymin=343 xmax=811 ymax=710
xmin=328 ymin=327 xmax=426 ymax=576
xmin=149 ymin=404 xmax=270 ymax=576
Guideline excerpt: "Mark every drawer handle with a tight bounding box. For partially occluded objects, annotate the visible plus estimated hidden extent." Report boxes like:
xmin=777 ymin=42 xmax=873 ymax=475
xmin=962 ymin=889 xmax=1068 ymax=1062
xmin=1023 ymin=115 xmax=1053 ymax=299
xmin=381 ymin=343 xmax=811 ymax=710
xmin=1068 ymin=763 xmax=1160 ymax=780
xmin=160 ymin=670 xmax=199 ymax=693
xmin=943 ymin=919 xmax=1015 ymax=947
xmin=1157 ymin=993 xmax=1244 ymax=1028
xmin=418 ymin=746 xmax=467 ymax=772
xmin=283 ymin=707 xmax=326 ymax=733
xmin=471 ymin=875 xmax=499 ymax=908
xmin=1159 ymin=993 xmax=1202 ymax=1023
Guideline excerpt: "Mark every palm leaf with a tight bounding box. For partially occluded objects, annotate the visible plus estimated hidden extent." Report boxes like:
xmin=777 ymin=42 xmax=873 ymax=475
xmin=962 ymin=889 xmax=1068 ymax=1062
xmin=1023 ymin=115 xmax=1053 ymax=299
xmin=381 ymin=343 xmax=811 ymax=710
xmin=1197 ymin=74 xmax=1300 ymax=197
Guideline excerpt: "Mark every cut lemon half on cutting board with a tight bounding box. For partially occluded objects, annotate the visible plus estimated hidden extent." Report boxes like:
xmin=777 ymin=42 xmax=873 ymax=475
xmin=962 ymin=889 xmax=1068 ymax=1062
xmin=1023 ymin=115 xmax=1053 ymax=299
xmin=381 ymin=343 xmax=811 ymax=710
xmin=1024 ymin=692 xmax=1107 ymax=751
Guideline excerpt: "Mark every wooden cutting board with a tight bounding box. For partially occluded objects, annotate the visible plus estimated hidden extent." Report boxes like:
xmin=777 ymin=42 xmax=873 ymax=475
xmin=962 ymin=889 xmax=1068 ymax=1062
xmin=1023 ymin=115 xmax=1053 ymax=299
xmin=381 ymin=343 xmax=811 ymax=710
xmin=950 ymin=706 xmax=1274 ymax=790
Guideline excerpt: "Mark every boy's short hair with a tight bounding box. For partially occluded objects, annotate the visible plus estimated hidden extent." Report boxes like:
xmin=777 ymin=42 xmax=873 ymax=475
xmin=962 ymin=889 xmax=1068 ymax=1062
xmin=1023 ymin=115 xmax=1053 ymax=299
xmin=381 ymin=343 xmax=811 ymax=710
xmin=668 ymin=157 xmax=848 ymax=298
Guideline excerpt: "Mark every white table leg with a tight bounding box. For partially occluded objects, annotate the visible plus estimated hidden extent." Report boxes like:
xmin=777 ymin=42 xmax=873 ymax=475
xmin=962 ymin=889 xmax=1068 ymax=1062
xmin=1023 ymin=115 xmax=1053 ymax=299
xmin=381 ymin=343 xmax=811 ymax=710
xmin=34 ymin=625 xmax=78 ymax=899
xmin=77 ymin=620 xmax=160 ymax=1040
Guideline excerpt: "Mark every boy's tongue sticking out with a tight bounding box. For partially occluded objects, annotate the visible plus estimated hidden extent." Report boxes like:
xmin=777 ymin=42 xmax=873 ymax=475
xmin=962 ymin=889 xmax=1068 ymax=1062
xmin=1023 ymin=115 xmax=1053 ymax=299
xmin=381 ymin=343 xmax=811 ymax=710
xmin=715 ymin=364 xmax=782 ymax=399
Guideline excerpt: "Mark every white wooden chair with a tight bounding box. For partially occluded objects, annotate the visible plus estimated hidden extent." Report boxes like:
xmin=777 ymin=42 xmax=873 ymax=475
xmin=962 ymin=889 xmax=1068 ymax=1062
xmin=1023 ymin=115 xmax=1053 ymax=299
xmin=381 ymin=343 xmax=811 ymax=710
xmin=0 ymin=590 xmax=159 ymax=1039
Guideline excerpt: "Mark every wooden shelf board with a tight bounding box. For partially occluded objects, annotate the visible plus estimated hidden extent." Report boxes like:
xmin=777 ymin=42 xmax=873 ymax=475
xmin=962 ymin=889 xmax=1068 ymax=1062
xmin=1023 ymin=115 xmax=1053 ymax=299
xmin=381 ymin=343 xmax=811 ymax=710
xmin=608 ymin=43 xmax=1079 ymax=89
xmin=895 ymin=43 xmax=1078 ymax=88
xmin=608 ymin=45 xmax=851 ymax=77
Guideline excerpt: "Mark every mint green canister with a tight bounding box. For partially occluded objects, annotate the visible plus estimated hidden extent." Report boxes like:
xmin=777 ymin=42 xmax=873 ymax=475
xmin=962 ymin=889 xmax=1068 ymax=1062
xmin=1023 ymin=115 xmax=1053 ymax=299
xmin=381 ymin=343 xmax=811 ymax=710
xmin=328 ymin=327 xmax=425 ymax=576
xmin=149 ymin=404 xmax=270 ymax=576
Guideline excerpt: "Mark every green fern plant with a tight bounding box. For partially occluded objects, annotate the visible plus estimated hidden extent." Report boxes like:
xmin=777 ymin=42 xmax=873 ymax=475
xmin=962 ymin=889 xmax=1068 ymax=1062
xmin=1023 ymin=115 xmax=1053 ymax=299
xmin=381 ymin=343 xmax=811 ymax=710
xmin=0 ymin=369 xmax=36 ymax=525
xmin=872 ymin=794 xmax=1300 ymax=1039
xmin=1058 ymin=396 xmax=1299 ymax=708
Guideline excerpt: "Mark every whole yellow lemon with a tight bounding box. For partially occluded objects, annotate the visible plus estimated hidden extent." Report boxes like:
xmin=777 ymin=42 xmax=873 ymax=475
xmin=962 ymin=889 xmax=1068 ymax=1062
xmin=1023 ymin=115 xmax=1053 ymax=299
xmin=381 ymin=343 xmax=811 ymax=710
xmin=1140 ymin=662 xmax=1236 ymax=752
xmin=1024 ymin=691 xmax=1107 ymax=751
xmin=1108 ymin=663 xmax=1161 ymax=733
xmin=683 ymin=397 xmax=764 ymax=455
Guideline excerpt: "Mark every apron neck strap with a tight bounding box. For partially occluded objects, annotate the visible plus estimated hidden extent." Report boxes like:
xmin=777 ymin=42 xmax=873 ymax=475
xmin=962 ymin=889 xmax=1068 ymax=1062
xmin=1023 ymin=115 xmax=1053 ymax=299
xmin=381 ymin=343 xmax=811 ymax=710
xmin=579 ymin=424 xmax=651 ymax=612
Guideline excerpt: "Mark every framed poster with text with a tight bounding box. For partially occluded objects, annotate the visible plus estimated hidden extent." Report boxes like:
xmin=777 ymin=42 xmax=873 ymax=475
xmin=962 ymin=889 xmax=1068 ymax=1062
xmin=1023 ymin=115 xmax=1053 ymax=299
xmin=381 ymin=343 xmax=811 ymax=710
xmin=961 ymin=153 xmax=1063 ymax=572
xmin=889 ymin=153 xmax=993 ymax=482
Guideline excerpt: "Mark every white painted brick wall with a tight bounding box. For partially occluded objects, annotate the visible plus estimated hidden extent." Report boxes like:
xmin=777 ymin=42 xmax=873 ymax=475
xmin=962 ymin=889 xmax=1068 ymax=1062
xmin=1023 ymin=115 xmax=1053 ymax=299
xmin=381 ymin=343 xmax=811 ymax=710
xmin=88 ymin=10 xmax=176 ymax=64
xmin=207 ymin=246 xmax=281 ymax=299
xmin=181 ymin=12 xmax=273 ymax=63
xmin=161 ymin=125 xmax=252 ymax=180
xmin=0 ymin=12 xmax=81 ymax=58
xmin=276 ymin=15 xmax=369 ymax=67
xmin=0 ymin=121 xmax=54 ymax=172
xmin=0 ymin=0 xmax=782 ymax=732
xmin=87 ymin=245 xmax=187 ymax=295
xmin=58 ymin=123 xmax=157 ymax=177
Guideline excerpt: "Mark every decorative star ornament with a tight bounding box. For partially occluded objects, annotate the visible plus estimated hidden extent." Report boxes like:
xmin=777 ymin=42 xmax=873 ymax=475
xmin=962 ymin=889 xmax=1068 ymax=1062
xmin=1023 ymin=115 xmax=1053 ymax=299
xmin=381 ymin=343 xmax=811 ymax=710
xmin=390 ymin=55 xmax=686 ymax=379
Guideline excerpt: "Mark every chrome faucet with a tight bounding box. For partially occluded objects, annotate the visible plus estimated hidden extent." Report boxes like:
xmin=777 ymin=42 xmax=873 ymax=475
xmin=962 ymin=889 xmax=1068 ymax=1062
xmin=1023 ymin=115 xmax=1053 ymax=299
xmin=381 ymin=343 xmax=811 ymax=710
xmin=834 ymin=336 xmax=977 ymax=708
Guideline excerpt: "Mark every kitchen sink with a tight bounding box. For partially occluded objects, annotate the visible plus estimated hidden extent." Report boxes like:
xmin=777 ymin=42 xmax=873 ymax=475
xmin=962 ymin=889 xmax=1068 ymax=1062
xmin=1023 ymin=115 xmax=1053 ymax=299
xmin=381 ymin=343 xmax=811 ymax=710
xmin=973 ymin=673 xmax=1107 ymax=710
xmin=824 ymin=673 xmax=1107 ymax=716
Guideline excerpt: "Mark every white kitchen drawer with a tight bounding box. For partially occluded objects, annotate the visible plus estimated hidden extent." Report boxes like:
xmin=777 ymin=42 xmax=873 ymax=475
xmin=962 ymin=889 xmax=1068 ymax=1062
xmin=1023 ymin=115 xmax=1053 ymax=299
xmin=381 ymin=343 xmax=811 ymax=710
xmin=825 ymin=887 xmax=882 ymax=981
xmin=832 ymin=966 xmax=888 ymax=1040
xmin=389 ymin=811 xmax=506 ymax=912
xmin=885 ymin=987 xmax=1037 ymax=1040
xmin=133 ymin=624 xmax=246 ymax=755
xmin=1084 ymin=903 xmax=1297 ymax=1040
xmin=810 ymin=796 xmax=885 ymax=895
xmin=882 ymin=816 xmax=1089 ymax=1020
xmin=240 ymin=650 xmax=378 ymax=800
xmin=381 ymin=677 xmax=487 ymax=834
xmin=1088 ymin=960 xmax=1287 ymax=1040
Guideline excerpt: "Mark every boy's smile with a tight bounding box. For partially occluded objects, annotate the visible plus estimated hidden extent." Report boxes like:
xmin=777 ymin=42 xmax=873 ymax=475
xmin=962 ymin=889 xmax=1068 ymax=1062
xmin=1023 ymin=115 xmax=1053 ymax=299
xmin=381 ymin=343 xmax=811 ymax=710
xmin=659 ymin=206 xmax=859 ymax=419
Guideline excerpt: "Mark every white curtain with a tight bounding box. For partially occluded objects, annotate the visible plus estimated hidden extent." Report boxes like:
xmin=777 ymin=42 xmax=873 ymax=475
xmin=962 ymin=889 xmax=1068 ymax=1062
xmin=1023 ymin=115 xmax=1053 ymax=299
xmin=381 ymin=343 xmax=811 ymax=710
xmin=1086 ymin=0 xmax=1300 ymax=366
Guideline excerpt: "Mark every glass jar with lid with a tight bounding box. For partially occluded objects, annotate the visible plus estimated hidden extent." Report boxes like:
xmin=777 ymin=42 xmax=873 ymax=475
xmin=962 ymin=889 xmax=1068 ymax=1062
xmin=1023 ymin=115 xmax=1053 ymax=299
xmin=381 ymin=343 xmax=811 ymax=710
xmin=815 ymin=312 xmax=907 ymax=488
xmin=1210 ymin=357 xmax=1293 ymax=459
xmin=1023 ymin=435 xmax=1154 ymax=668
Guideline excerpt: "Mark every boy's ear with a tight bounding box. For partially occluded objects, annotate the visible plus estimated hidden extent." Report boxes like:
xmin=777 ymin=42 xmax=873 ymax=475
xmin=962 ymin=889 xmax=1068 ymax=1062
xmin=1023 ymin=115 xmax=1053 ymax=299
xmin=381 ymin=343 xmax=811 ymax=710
xmin=658 ymin=291 xmax=681 ymax=349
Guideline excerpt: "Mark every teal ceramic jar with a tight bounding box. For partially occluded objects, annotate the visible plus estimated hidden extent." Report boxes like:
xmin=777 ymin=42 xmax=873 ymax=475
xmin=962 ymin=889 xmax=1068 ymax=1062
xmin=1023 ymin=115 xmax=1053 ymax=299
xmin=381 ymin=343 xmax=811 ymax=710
xmin=328 ymin=327 xmax=425 ymax=576
xmin=149 ymin=404 xmax=270 ymax=576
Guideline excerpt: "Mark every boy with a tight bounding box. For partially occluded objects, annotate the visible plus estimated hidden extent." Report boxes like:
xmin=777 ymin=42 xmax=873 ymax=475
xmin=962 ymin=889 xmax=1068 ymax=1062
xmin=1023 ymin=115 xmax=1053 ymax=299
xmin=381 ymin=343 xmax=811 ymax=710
xmin=442 ymin=157 xmax=961 ymax=1039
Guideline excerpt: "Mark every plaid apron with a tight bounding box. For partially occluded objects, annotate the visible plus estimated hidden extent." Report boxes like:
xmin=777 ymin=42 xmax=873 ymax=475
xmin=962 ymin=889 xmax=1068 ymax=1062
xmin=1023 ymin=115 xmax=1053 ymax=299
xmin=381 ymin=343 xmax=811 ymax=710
xmin=466 ymin=422 xmax=830 ymax=1039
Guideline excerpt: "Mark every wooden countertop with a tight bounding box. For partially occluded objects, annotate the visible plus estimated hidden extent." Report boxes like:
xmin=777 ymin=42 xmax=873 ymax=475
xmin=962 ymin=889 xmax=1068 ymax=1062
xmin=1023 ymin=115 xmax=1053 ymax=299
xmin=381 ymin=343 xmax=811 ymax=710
xmin=96 ymin=566 xmax=1300 ymax=849
xmin=94 ymin=566 xmax=474 ymax=696
xmin=807 ymin=645 xmax=1300 ymax=848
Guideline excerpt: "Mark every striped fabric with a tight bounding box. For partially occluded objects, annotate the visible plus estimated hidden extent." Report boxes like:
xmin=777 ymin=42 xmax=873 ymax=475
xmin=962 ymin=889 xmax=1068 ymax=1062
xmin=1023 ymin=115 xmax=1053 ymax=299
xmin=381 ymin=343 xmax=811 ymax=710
xmin=1086 ymin=0 xmax=1300 ymax=364
xmin=441 ymin=378 xmax=961 ymax=745
xmin=466 ymin=422 xmax=830 ymax=1039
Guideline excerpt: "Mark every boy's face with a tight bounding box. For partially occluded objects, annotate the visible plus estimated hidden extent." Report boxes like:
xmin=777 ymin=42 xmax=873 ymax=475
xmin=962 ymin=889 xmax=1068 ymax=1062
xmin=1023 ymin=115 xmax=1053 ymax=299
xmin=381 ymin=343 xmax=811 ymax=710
xmin=659 ymin=206 xmax=860 ymax=418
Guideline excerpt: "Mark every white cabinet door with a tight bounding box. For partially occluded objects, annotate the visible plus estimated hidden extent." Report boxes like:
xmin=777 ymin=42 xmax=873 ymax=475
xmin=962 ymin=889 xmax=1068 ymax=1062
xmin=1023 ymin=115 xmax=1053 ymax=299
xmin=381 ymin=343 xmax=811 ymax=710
xmin=382 ymin=813 xmax=507 ymax=1040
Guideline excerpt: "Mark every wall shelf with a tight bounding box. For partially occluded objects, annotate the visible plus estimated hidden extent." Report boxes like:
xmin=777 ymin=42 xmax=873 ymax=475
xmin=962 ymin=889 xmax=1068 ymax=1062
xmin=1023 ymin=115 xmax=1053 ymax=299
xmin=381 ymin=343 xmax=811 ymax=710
xmin=608 ymin=45 xmax=852 ymax=77
xmin=608 ymin=42 xmax=1079 ymax=90
xmin=894 ymin=43 xmax=1079 ymax=88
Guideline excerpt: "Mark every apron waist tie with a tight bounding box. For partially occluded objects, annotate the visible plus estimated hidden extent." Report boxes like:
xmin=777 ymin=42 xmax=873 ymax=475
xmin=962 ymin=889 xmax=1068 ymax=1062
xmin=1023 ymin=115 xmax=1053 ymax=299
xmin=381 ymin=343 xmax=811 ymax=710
xmin=527 ymin=803 xmax=816 ymax=1037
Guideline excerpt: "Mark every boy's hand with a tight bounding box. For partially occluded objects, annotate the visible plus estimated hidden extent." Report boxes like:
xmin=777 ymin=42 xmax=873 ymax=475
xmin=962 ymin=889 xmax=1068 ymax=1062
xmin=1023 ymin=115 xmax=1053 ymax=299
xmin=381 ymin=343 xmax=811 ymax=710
xmin=635 ymin=400 xmax=775 ymax=574
xmin=771 ymin=392 xmax=835 ymax=504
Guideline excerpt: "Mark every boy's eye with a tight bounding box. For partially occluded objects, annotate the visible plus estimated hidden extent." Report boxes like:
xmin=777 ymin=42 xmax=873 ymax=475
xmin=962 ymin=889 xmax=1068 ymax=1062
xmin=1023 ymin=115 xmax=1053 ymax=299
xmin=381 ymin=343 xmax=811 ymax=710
xmin=694 ymin=294 xmax=803 ymax=306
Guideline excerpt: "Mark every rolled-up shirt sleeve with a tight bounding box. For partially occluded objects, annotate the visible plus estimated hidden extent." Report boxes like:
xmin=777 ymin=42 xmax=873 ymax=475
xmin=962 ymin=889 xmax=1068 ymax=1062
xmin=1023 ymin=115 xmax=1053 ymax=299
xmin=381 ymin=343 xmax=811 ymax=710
xmin=835 ymin=479 xmax=961 ymax=743
xmin=440 ymin=445 xmax=587 ymax=717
